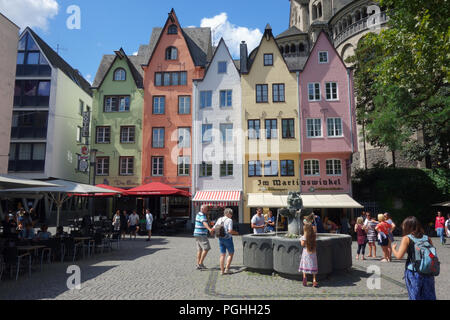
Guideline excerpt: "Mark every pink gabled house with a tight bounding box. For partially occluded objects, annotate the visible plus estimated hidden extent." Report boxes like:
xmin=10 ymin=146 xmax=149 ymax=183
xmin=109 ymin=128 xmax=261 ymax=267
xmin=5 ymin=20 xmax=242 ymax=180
xmin=299 ymin=31 xmax=358 ymax=196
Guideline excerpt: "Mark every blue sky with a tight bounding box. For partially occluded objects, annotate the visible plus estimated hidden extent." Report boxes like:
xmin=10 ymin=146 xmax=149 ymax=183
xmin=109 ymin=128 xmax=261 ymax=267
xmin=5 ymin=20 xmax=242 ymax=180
xmin=0 ymin=0 xmax=290 ymax=83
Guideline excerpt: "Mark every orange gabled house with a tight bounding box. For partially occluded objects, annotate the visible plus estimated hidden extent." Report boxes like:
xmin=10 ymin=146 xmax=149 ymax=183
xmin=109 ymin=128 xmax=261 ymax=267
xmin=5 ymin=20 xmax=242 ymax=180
xmin=141 ymin=9 xmax=212 ymax=216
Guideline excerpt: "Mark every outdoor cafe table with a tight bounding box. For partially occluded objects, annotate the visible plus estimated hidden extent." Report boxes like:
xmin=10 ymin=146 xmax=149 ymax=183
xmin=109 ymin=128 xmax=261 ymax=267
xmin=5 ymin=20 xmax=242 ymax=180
xmin=17 ymin=245 xmax=46 ymax=254
xmin=74 ymin=237 xmax=94 ymax=257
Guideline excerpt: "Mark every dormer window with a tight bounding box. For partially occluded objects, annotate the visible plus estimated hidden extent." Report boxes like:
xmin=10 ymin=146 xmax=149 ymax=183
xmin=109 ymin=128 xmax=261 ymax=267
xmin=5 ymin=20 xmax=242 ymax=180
xmin=166 ymin=46 xmax=178 ymax=60
xmin=168 ymin=24 xmax=178 ymax=34
xmin=113 ymin=68 xmax=126 ymax=81
xmin=319 ymin=51 xmax=329 ymax=64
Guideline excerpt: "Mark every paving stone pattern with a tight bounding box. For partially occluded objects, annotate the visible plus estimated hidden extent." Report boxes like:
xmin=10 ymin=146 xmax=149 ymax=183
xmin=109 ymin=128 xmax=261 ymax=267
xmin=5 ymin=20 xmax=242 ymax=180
xmin=0 ymin=235 xmax=448 ymax=300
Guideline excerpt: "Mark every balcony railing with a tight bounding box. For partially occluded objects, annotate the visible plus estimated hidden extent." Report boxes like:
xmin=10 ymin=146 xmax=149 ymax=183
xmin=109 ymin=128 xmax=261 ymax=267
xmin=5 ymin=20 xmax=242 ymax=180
xmin=11 ymin=127 xmax=48 ymax=139
xmin=333 ymin=12 xmax=389 ymax=47
xmin=8 ymin=160 xmax=45 ymax=172
xmin=16 ymin=65 xmax=51 ymax=77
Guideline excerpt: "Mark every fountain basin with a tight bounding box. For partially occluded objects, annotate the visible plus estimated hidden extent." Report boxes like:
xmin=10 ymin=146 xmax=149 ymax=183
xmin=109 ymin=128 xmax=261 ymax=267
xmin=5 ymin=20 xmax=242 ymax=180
xmin=242 ymin=233 xmax=352 ymax=280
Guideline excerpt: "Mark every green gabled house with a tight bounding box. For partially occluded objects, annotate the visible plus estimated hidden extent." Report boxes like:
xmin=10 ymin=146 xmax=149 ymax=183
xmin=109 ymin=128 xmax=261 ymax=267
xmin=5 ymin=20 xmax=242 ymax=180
xmin=91 ymin=48 xmax=144 ymax=191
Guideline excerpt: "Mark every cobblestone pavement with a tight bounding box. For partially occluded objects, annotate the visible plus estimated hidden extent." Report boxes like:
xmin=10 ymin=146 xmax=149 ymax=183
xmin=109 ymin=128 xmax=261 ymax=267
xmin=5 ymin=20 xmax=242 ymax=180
xmin=0 ymin=235 xmax=448 ymax=300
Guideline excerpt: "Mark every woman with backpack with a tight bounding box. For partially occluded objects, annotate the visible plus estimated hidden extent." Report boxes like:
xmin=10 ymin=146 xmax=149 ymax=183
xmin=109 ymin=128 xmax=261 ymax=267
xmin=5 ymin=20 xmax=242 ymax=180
xmin=392 ymin=216 xmax=437 ymax=300
xmin=213 ymin=208 xmax=239 ymax=275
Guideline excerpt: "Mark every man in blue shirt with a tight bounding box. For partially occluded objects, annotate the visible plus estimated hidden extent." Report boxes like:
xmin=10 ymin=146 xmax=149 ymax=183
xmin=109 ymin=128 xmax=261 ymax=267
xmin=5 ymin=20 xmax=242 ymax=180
xmin=313 ymin=213 xmax=325 ymax=233
xmin=265 ymin=211 xmax=276 ymax=233
xmin=194 ymin=205 xmax=214 ymax=270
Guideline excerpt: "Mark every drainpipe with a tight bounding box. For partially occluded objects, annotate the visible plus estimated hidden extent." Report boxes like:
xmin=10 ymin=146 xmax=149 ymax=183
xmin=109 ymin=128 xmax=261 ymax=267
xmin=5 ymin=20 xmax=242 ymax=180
xmin=347 ymin=69 xmax=355 ymax=200
xmin=191 ymin=81 xmax=198 ymax=227
xmin=297 ymin=71 xmax=302 ymax=193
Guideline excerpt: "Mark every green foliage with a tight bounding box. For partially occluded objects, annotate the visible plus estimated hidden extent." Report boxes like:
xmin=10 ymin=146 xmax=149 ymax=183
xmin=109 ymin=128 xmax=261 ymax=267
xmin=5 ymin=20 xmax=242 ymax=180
xmin=349 ymin=0 xmax=450 ymax=168
xmin=353 ymin=168 xmax=449 ymax=224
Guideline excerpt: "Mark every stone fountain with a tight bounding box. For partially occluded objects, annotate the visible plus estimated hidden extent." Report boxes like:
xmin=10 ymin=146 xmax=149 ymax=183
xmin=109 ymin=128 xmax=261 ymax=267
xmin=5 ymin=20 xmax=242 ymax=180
xmin=242 ymin=192 xmax=352 ymax=280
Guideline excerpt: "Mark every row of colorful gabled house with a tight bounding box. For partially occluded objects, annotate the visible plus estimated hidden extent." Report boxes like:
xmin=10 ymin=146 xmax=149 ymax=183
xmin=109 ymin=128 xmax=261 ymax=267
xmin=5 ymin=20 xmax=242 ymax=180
xmin=1 ymin=9 xmax=363 ymax=227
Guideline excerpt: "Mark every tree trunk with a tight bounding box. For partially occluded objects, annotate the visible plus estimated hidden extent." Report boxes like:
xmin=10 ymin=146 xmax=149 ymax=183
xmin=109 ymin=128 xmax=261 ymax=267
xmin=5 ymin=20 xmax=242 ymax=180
xmin=392 ymin=150 xmax=396 ymax=168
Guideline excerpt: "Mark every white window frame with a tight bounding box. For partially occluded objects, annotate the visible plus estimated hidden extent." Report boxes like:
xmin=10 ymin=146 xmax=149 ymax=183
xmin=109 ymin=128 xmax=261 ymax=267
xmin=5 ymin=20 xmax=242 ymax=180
xmin=119 ymin=157 xmax=134 ymax=176
xmin=218 ymin=61 xmax=227 ymax=74
xmin=319 ymin=51 xmax=329 ymax=64
xmin=264 ymin=160 xmax=279 ymax=177
xmin=306 ymin=118 xmax=323 ymax=138
xmin=178 ymin=156 xmax=190 ymax=176
xmin=325 ymin=82 xmax=339 ymax=101
xmin=178 ymin=127 xmax=191 ymax=149
xmin=199 ymin=162 xmax=213 ymax=177
xmin=152 ymin=157 xmax=164 ymax=176
xmin=152 ymin=128 xmax=165 ymax=148
xmin=220 ymin=124 xmax=233 ymax=143
xmin=308 ymin=83 xmax=321 ymax=101
xmin=304 ymin=159 xmax=320 ymax=176
xmin=178 ymin=96 xmax=191 ymax=114
xmin=220 ymin=90 xmax=232 ymax=108
xmin=96 ymin=127 xmax=110 ymax=144
xmin=326 ymin=159 xmax=342 ymax=176
xmin=120 ymin=126 xmax=135 ymax=144
xmin=220 ymin=161 xmax=234 ymax=177
xmin=200 ymin=91 xmax=212 ymax=109
xmin=327 ymin=118 xmax=344 ymax=137
xmin=96 ymin=157 xmax=109 ymax=176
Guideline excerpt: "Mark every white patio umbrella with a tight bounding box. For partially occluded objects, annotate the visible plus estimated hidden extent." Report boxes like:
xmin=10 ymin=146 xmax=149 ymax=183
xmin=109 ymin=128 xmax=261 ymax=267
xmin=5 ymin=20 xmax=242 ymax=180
xmin=0 ymin=180 xmax=120 ymax=226
xmin=0 ymin=175 xmax=58 ymax=190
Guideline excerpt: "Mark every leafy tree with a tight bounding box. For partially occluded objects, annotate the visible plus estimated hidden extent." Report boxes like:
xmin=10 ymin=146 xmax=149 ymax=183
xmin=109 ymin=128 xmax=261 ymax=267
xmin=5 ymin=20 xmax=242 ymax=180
xmin=348 ymin=0 xmax=450 ymax=169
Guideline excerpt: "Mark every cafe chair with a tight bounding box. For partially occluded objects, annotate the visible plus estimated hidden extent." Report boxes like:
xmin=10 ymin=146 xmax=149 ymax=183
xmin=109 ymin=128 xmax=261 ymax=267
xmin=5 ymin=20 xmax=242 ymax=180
xmin=109 ymin=231 xmax=121 ymax=250
xmin=93 ymin=233 xmax=107 ymax=254
xmin=62 ymin=238 xmax=83 ymax=262
xmin=3 ymin=247 xmax=31 ymax=281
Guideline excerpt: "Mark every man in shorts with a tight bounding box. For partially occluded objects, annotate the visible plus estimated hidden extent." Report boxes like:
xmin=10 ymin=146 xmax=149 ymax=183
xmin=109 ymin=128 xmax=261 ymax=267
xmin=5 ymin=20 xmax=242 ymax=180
xmin=128 ymin=210 xmax=140 ymax=240
xmin=194 ymin=205 xmax=214 ymax=270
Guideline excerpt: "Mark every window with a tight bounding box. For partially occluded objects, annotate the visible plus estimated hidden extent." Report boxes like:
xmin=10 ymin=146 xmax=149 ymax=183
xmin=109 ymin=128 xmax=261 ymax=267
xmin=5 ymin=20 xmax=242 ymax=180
xmin=113 ymin=68 xmax=126 ymax=81
xmin=248 ymin=161 xmax=262 ymax=177
xmin=319 ymin=51 xmax=329 ymax=63
xmin=26 ymin=34 xmax=38 ymax=50
xmin=220 ymin=161 xmax=234 ymax=177
xmin=178 ymin=96 xmax=191 ymax=114
xmin=202 ymin=124 xmax=213 ymax=143
xmin=265 ymin=119 xmax=278 ymax=139
xmin=152 ymin=157 xmax=164 ymax=176
xmin=256 ymin=84 xmax=268 ymax=103
xmin=104 ymin=96 xmax=130 ymax=112
xmin=37 ymin=81 xmax=50 ymax=97
xmin=178 ymin=156 xmax=190 ymax=176
xmin=96 ymin=127 xmax=111 ymax=144
xmin=308 ymin=83 xmax=321 ymax=101
xmin=200 ymin=91 xmax=212 ymax=108
xmin=326 ymin=159 xmax=342 ymax=175
xmin=165 ymin=47 xmax=178 ymax=60
xmin=264 ymin=160 xmax=279 ymax=177
xmin=248 ymin=120 xmax=261 ymax=139
xmin=153 ymin=96 xmax=165 ymax=114
xmin=281 ymin=160 xmax=295 ymax=177
xmin=32 ymin=144 xmax=46 ymax=160
xmin=327 ymin=118 xmax=343 ymax=137
xmin=304 ymin=160 xmax=320 ymax=176
xmin=220 ymin=90 xmax=232 ymax=107
xmin=220 ymin=124 xmax=233 ymax=143
xmin=264 ymin=54 xmax=273 ymax=66
xmin=120 ymin=126 xmax=135 ymax=143
xmin=168 ymin=24 xmax=178 ymax=34
xmin=152 ymin=128 xmax=165 ymax=148
xmin=26 ymin=52 xmax=40 ymax=65
xmin=273 ymin=84 xmax=285 ymax=102
xmin=17 ymin=52 xmax=25 ymax=65
xmin=325 ymin=82 xmax=339 ymax=100
xmin=18 ymin=144 xmax=32 ymax=160
xmin=154 ymin=71 xmax=187 ymax=86
xmin=77 ymin=127 xmax=82 ymax=143
xmin=282 ymin=119 xmax=295 ymax=139
xmin=200 ymin=162 xmax=212 ymax=177
xmin=307 ymin=119 xmax=322 ymax=138
xmin=96 ymin=157 xmax=109 ymax=176
xmin=178 ymin=127 xmax=191 ymax=149
xmin=218 ymin=61 xmax=227 ymax=73
xmin=79 ymin=100 xmax=84 ymax=115
xmin=119 ymin=157 xmax=134 ymax=176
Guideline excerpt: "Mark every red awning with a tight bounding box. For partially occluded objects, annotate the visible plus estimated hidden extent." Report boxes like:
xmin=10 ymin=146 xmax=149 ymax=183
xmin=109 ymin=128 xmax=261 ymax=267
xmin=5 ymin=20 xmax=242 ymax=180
xmin=192 ymin=190 xmax=242 ymax=207
xmin=71 ymin=184 xmax=128 ymax=197
xmin=126 ymin=182 xmax=191 ymax=197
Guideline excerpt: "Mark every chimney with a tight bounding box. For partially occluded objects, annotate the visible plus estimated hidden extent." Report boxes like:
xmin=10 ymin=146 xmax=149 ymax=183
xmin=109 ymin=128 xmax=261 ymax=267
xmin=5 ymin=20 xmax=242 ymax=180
xmin=240 ymin=41 xmax=248 ymax=74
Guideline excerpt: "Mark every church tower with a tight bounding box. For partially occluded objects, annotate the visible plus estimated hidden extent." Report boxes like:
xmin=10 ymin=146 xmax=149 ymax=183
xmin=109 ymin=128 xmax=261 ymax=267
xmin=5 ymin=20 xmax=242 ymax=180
xmin=289 ymin=0 xmax=311 ymax=32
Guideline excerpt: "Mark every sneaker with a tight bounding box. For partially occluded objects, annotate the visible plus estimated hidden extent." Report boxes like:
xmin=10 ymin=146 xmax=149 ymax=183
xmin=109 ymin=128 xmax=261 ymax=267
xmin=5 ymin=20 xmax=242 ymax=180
xmin=199 ymin=264 xmax=207 ymax=270
xmin=196 ymin=265 xmax=202 ymax=270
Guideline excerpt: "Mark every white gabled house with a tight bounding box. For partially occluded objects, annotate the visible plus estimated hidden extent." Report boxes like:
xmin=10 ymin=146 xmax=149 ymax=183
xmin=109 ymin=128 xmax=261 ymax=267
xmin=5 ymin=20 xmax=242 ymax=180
xmin=192 ymin=38 xmax=244 ymax=223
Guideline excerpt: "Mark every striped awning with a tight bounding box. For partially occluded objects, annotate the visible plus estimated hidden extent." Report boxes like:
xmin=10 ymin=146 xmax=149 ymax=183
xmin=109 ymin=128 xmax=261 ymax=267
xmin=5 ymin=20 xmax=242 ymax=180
xmin=193 ymin=191 xmax=242 ymax=207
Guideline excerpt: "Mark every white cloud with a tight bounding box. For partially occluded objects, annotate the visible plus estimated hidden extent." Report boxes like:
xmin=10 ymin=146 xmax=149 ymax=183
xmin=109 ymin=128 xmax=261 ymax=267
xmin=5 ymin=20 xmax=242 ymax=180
xmin=85 ymin=74 xmax=92 ymax=85
xmin=0 ymin=0 xmax=59 ymax=31
xmin=132 ymin=51 xmax=138 ymax=56
xmin=200 ymin=12 xmax=262 ymax=58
